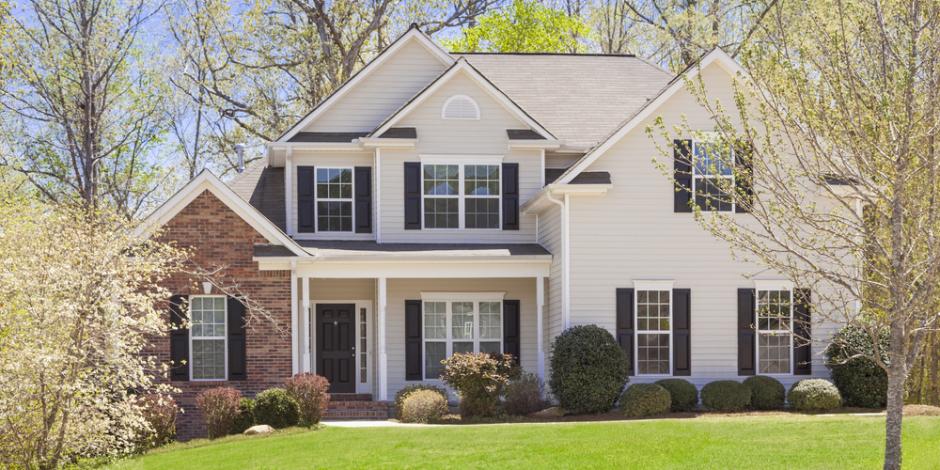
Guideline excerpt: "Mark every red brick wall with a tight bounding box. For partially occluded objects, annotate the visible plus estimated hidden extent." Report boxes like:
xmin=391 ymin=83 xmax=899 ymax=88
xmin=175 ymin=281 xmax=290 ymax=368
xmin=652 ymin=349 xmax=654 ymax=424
xmin=146 ymin=189 xmax=292 ymax=439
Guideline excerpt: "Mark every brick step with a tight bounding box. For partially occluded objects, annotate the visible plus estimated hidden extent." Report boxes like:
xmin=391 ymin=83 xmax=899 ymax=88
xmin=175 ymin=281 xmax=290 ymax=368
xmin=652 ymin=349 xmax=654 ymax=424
xmin=329 ymin=393 xmax=374 ymax=401
xmin=325 ymin=399 xmax=390 ymax=420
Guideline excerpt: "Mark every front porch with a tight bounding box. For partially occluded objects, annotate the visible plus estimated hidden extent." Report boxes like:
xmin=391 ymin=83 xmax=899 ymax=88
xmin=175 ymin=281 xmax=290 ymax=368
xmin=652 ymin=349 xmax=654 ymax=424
xmin=255 ymin=241 xmax=552 ymax=404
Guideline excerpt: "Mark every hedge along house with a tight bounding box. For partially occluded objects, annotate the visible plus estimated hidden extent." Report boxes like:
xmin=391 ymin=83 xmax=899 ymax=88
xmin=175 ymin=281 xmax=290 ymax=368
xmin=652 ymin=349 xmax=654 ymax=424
xmin=139 ymin=25 xmax=854 ymax=438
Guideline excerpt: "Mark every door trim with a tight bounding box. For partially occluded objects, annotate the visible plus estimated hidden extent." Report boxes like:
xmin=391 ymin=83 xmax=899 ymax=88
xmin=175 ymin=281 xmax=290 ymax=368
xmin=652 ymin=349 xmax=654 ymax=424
xmin=310 ymin=300 xmax=372 ymax=394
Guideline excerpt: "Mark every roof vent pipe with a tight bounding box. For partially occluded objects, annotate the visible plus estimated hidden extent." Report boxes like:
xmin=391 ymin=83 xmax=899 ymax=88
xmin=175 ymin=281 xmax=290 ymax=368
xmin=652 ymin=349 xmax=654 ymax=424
xmin=235 ymin=143 xmax=246 ymax=173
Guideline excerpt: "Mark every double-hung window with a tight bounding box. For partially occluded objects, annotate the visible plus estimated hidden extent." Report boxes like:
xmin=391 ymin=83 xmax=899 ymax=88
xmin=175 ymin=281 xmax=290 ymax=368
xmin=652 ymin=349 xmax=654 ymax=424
xmin=756 ymin=286 xmax=793 ymax=374
xmin=422 ymin=163 xmax=500 ymax=229
xmin=422 ymin=296 xmax=503 ymax=380
xmin=316 ymin=167 xmax=353 ymax=232
xmin=634 ymin=285 xmax=672 ymax=375
xmin=692 ymin=136 xmax=735 ymax=212
xmin=190 ymin=296 xmax=227 ymax=381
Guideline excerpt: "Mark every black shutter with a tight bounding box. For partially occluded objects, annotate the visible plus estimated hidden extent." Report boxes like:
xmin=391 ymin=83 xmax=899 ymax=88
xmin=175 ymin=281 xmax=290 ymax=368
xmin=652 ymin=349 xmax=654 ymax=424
xmin=405 ymin=300 xmax=422 ymax=380
xmin=616 ymin=288 xmax=635 ymax=376
xmin=168 ymin=295 xmax=189 ymax=381
xmin=297 ymin=166 xmax=316 ymax=232
xmin=672 ymin=289 xmax=692 ymax=376
xmin=737 ymin=288 xmax=756 ymax=376
xmin=503 ymin=300 xmax=521 ymax=364
xmin=793 ymin=289 xmax=812 ymax=375
xmin=404 ymin=162 xmax=421 ymax=230
xmin=354 ymin=166 xmax=372 ymax=233
xmin=735 ymin=141 xmax=753 ymax=213
xmin=227 ymin=297 xmax=247 ymax=381
xmin=502 ymin=163 xmax=520 ymax=230
xmin=674 ymin=139 xmax=693 ymax=212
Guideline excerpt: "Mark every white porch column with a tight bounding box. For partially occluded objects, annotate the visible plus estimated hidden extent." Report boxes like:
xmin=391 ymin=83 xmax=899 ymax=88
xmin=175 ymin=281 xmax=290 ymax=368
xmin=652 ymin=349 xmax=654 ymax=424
xmin=536 ymin=275 xmax=545 ymax=380
xmin=377 ymin=277 xmax=388 ymax=401
xmin=302 ymin=276 xmax=311 ymax=373
xmin=290 ymin=267 xmax=299 ymax=375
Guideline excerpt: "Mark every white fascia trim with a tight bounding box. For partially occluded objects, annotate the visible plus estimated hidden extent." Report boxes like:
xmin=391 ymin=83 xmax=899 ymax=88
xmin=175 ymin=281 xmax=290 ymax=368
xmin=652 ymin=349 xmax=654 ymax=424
xmin=420 ymin=154 xmax=504 ymax=165
xmin=357 ymin=138 xmax=416 ymax=148
xmin=634 ymin=280 xmax=676 ymax=291
xmin=521 ymin=183 xmax=612 ymax=214
xmin=268 ymin=142 xmax=364 ymax=151
xmin=508 ymin=139 xmax=562 ymax=150
xmin=421 ymin=292 xmax=505 ymax=301
xmin=372 ymin=60 xmax=556 ymax=140
xmin=754 ymin=280 xmax=794 ymax=291
xmin=292 ymin=259 xmax=551 ymax=279
xmin=277 ymin=29 xmax=453 ymax=142
xmin=557 ymin=49 xmax=746 ymax=185
xmin=136 ymin=171 xmax=307 ymax=257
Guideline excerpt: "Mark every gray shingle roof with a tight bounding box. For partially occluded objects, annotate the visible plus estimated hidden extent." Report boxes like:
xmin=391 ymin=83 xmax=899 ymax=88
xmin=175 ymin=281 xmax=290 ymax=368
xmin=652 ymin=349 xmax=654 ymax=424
xmin=458 ymin=53 xmax=672 ymax=148
xmin=288 ymin=131 xmax=369 ymax=142
xmin=544 ymin=169 xmax=611 ymax=185
xmin=228 ymin=161 xmax=286 ymax=230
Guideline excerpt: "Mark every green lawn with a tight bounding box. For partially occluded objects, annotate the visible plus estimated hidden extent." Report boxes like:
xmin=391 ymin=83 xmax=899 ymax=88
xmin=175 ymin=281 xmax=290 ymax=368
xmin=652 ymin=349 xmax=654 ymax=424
xmin=109 ymin=415 xmax=940 ymax=469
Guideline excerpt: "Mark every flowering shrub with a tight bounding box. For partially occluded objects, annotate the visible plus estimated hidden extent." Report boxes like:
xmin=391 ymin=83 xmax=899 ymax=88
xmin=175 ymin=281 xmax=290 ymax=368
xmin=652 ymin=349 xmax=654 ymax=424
xmin=137 ymin=394 xmax=178 ymax=447
xmin=441 ymin=352 xmax=518 ymax=417
xmin=196 ymin=387 xmax=242 ymax=439
xmin=285 ymin=373 xmax=331 ymax=426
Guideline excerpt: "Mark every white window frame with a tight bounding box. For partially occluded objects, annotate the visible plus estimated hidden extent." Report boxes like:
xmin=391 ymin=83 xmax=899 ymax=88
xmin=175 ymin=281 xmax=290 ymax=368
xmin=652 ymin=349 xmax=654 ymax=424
xmin=691 ymin=133 xmax=736 ymax=212
xmin=754 ymin=280 xmax=794 ymax=376
xmin=189 ymin=295 xmax=228 ymax=382
xmin=315 ymin=167 xmax=355 ymax=233
xmin=441 ymin=94 xmax=480 ymax=120
xmin=419 ymin=156 xmax=503 ymax=231
xmin=420 ymin=292 xmax=505 ymax=381
xmin=633 ymin=280 xmax=674 ymax=377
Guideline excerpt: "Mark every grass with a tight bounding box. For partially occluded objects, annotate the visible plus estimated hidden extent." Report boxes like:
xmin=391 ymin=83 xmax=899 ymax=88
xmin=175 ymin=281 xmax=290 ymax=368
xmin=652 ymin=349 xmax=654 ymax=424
xmin=109 ymin=415 xmax=940 ymax=469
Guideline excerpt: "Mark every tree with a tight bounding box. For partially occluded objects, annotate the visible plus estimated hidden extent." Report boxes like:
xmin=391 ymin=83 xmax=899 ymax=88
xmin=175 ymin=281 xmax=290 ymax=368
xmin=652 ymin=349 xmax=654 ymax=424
xmin=652 ymin=0 xmax=940 ymax=468
xmin=0 ymin=0 xmax=171 ymax=217
xmin=444 ymin=0 xmax=590 ymax=53
xmin=0 ymin=197 xmax=185 ymax=468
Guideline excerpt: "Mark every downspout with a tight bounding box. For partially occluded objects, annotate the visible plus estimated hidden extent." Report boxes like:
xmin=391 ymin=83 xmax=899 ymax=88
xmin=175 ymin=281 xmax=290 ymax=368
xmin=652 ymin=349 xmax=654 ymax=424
xmin=546 ymin=190 xmax=570 ymax=330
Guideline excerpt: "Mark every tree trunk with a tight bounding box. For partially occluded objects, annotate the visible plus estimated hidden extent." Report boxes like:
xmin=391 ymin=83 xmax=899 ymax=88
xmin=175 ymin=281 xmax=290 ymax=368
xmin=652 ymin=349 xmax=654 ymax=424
xmin=884 ymin=364 xmax=906 ymax=470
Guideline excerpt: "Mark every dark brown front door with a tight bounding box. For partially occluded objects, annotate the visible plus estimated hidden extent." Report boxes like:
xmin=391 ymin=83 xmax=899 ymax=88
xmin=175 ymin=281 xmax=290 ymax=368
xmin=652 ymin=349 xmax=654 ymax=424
xmin=316 ymin=304 xmax=356 ymax=393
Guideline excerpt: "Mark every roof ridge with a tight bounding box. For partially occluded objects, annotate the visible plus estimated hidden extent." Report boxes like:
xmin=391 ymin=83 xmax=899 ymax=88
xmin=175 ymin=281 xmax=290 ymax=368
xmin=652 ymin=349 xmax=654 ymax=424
xmin=453 ymin=51 xmax=637 ymax=57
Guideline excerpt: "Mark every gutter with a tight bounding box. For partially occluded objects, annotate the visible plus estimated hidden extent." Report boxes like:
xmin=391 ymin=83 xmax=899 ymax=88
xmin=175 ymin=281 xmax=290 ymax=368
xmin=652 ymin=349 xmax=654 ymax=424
xmin=545 ymin=191 xmax=571 ymax=330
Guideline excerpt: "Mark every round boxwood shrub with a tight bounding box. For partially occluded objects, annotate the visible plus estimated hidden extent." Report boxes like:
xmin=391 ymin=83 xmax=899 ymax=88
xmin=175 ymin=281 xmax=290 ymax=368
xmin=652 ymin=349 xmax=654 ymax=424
xmin=655 ymin=379 xmax=698 ymax=412
xmin=701 ymin=380 xmax=751 ymax=412
xmin=549 ymin=325 xmax=629 ymax=414
xmin=826 ymin=325 xmax=889 ymax=408
xmin=621 ymin=384 xmax=671 ymax=418
xmin=401 ymin=389 xmax=449 ymax=423
xmin=744 ymin=376 xmax=785 ymax=410
xmin=394 ymin=384 xmax=448 ymax=418
xmin=788 ymin=379 xmax=842 ymax=412
xmin=252 ymin=388 xmax=301 ymax=428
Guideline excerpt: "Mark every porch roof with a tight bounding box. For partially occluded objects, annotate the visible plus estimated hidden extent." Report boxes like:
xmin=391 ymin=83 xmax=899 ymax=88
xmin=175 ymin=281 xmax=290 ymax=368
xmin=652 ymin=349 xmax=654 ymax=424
xmin=254 ymin=241 xmax=551 ymax=260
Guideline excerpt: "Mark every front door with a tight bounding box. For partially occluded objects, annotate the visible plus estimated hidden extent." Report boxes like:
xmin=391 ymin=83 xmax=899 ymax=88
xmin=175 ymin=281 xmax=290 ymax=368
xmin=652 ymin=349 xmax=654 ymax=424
xmin=315 ymin=304 xmax=356 ymax=393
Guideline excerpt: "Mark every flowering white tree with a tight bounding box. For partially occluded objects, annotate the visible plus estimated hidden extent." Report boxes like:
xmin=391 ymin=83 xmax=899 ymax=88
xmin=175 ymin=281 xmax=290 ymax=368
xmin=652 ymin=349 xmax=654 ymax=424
xmin=0 ymin=197 xmax=185 ymax=468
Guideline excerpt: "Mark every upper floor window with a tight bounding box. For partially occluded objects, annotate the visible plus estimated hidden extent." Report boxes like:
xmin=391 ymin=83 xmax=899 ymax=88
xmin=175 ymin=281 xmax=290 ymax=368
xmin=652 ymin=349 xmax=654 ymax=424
xmin=441 ymin=95 xmax=480 ymax=120
xmin=190 ymin=296 xmax=227 ymax=381
xmin=692 ymin=137 xmax=735 ymax=211
xmin=422 ymin=163 xmax=500 ymax=229
xmin=316 ymin=167 xmax=353 ymax=232
xmin=756 ymin=287 xmax=793 ymax=374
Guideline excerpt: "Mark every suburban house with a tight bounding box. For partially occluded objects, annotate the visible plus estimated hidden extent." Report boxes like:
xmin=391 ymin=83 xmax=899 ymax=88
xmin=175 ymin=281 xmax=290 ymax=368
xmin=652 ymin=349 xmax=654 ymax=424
xmin=140 ymin=25 xmax=844 ymax=437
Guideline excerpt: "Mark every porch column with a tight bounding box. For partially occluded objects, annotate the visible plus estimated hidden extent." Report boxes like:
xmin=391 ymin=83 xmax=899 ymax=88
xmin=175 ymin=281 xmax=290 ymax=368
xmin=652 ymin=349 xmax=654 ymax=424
xmin=536 ymin=275 xmax=545 ymax=380
xmin=302 ymin=276 xmax=311 ymax=373
xmin=290 ymin=267 xmax=298 ymax=375
xmin=377 ymin=277 xmax=388 ymax=401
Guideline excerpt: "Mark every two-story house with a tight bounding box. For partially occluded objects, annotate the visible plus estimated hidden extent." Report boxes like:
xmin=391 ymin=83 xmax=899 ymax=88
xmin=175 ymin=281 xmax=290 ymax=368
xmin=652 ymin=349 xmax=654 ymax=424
xmin=140 ymin=25 xmax=843 ymax=437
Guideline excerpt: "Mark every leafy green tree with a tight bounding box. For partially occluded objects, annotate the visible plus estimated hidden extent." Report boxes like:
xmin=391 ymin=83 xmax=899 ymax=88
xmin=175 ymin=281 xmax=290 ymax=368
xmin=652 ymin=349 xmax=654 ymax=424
xmin=444 ymin=0 xmax=590 ymax=52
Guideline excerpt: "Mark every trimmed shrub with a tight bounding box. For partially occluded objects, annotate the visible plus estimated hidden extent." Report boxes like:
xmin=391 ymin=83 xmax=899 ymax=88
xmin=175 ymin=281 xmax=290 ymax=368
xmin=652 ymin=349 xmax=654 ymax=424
xmin=701 ymin=380 xmax=751 ymax=412
xmin=744 ymin=376 xmax=785 ymax=410
xmin=400 ymin=389 xmax=448 ymax=423
xmin=232 ymin=398 xmax=255 ymax=434
xmin=441 ymin=352 xmax=518 ymax=418
xmin=503 ymin=372 xmax=546 ymax=416
xmin=621 ymin=384 xmax=671 ymax=418
xmin=285 ymin=373 xmax=331 ymax=426
xmin=253 ymin=388 xmax=301 ymax=429
xmin=788 ymin=379 xmax=842 ymax=412
xmin=655 ymin=379 xmax=698 ymax=412
xmin=826 ymin=325 xmax=889 ymax=408
xmin=138 ymin=394 xmax=177 ymax=446
xmin=549 ymin=325 xmax=630 ymax=414
xmin=394 ymin=384 xmax=448 ymax=418
xmin=195 ymin=387 xmax=241 ymax=439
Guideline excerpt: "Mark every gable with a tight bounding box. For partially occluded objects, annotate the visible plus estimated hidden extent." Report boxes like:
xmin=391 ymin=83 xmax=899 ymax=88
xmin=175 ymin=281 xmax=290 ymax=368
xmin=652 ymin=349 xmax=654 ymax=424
xmin=396 ymin=71 xmax=529 ymax=154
